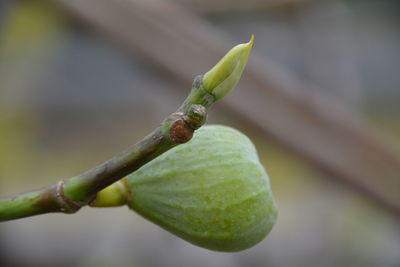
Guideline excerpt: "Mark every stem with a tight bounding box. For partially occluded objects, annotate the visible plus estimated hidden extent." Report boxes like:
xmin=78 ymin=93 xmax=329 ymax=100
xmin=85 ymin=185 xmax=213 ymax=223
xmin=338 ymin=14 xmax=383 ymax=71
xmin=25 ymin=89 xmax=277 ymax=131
xmin=0 ymin=184 xmax=61 ymax=220
xmin=0 ymin=77 xmax=210 ymax=221
xmin=0 ymin=36 xmax=254 ymax=221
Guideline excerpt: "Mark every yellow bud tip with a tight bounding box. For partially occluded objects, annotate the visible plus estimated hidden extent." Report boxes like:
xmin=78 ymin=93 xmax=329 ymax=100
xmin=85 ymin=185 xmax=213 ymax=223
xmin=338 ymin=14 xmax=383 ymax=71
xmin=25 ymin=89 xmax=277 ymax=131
xmin=202 ymin=35 xmax=254 ymax=100
xmin=248 ymin=33 xmax=255 ymax=48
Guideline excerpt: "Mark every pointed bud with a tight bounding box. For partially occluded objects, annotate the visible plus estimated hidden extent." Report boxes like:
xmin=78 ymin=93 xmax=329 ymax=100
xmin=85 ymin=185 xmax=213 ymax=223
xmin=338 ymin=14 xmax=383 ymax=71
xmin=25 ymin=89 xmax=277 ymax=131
xmin=202 ymin=35 xmax=254 ymax=100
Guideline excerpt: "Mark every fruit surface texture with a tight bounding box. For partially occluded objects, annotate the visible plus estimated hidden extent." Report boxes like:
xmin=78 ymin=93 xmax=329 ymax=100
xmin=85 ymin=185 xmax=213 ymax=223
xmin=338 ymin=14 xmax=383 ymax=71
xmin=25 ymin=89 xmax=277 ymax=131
xmin=126 ymin=125 xmax=277 ymax=251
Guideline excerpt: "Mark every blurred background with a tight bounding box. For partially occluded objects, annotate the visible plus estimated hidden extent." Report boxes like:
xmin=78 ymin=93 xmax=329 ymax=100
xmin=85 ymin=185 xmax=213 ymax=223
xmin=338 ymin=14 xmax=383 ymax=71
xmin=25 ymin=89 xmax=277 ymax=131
xmin=0 ymin=0 xmax=399 ymax=266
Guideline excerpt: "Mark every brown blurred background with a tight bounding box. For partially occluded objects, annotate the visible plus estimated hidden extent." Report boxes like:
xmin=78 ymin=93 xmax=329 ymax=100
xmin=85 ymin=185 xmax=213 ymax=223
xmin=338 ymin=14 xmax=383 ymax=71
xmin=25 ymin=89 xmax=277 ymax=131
xmin=0 ymin=0 xmax=399 ymax=266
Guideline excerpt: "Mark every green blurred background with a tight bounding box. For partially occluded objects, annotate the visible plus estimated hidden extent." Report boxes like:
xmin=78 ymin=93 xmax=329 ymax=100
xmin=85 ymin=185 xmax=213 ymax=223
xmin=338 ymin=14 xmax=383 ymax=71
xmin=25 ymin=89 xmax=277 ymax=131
xmin=0 ymin=0 xmax=399 ymax=266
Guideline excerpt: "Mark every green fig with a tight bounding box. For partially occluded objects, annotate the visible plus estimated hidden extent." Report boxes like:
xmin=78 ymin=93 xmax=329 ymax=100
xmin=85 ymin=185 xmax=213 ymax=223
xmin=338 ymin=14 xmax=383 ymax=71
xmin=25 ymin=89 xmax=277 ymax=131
xmin=124 ymin=125 xmax=277 ymax=252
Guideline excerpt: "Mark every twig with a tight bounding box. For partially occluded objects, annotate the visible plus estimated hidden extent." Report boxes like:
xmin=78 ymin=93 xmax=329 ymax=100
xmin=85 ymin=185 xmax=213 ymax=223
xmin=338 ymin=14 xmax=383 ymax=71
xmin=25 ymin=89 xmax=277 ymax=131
xmin=0 ymin=37 xmax=254 ymax=221
xmin=0 ymin=80 xmax=208 ymax=220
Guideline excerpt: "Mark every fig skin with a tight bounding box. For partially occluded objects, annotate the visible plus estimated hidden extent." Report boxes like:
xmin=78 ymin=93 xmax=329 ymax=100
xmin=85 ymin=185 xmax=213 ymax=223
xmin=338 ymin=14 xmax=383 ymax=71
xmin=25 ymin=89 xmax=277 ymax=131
xmin=125 ymin=125 xmax=278 ymax=252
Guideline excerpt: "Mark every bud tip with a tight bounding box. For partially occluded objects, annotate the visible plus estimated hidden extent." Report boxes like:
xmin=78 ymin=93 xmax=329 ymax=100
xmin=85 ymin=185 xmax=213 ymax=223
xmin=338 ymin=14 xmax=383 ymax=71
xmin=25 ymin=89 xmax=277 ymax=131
xmin=202 ymin=35 xmax=254 ymax=100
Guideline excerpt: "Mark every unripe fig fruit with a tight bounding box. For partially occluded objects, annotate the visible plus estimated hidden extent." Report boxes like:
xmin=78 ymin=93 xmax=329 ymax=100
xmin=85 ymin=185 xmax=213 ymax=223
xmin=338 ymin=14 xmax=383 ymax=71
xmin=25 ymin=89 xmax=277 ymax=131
xmin=125 ymin=125 xmax=277 ymax=252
